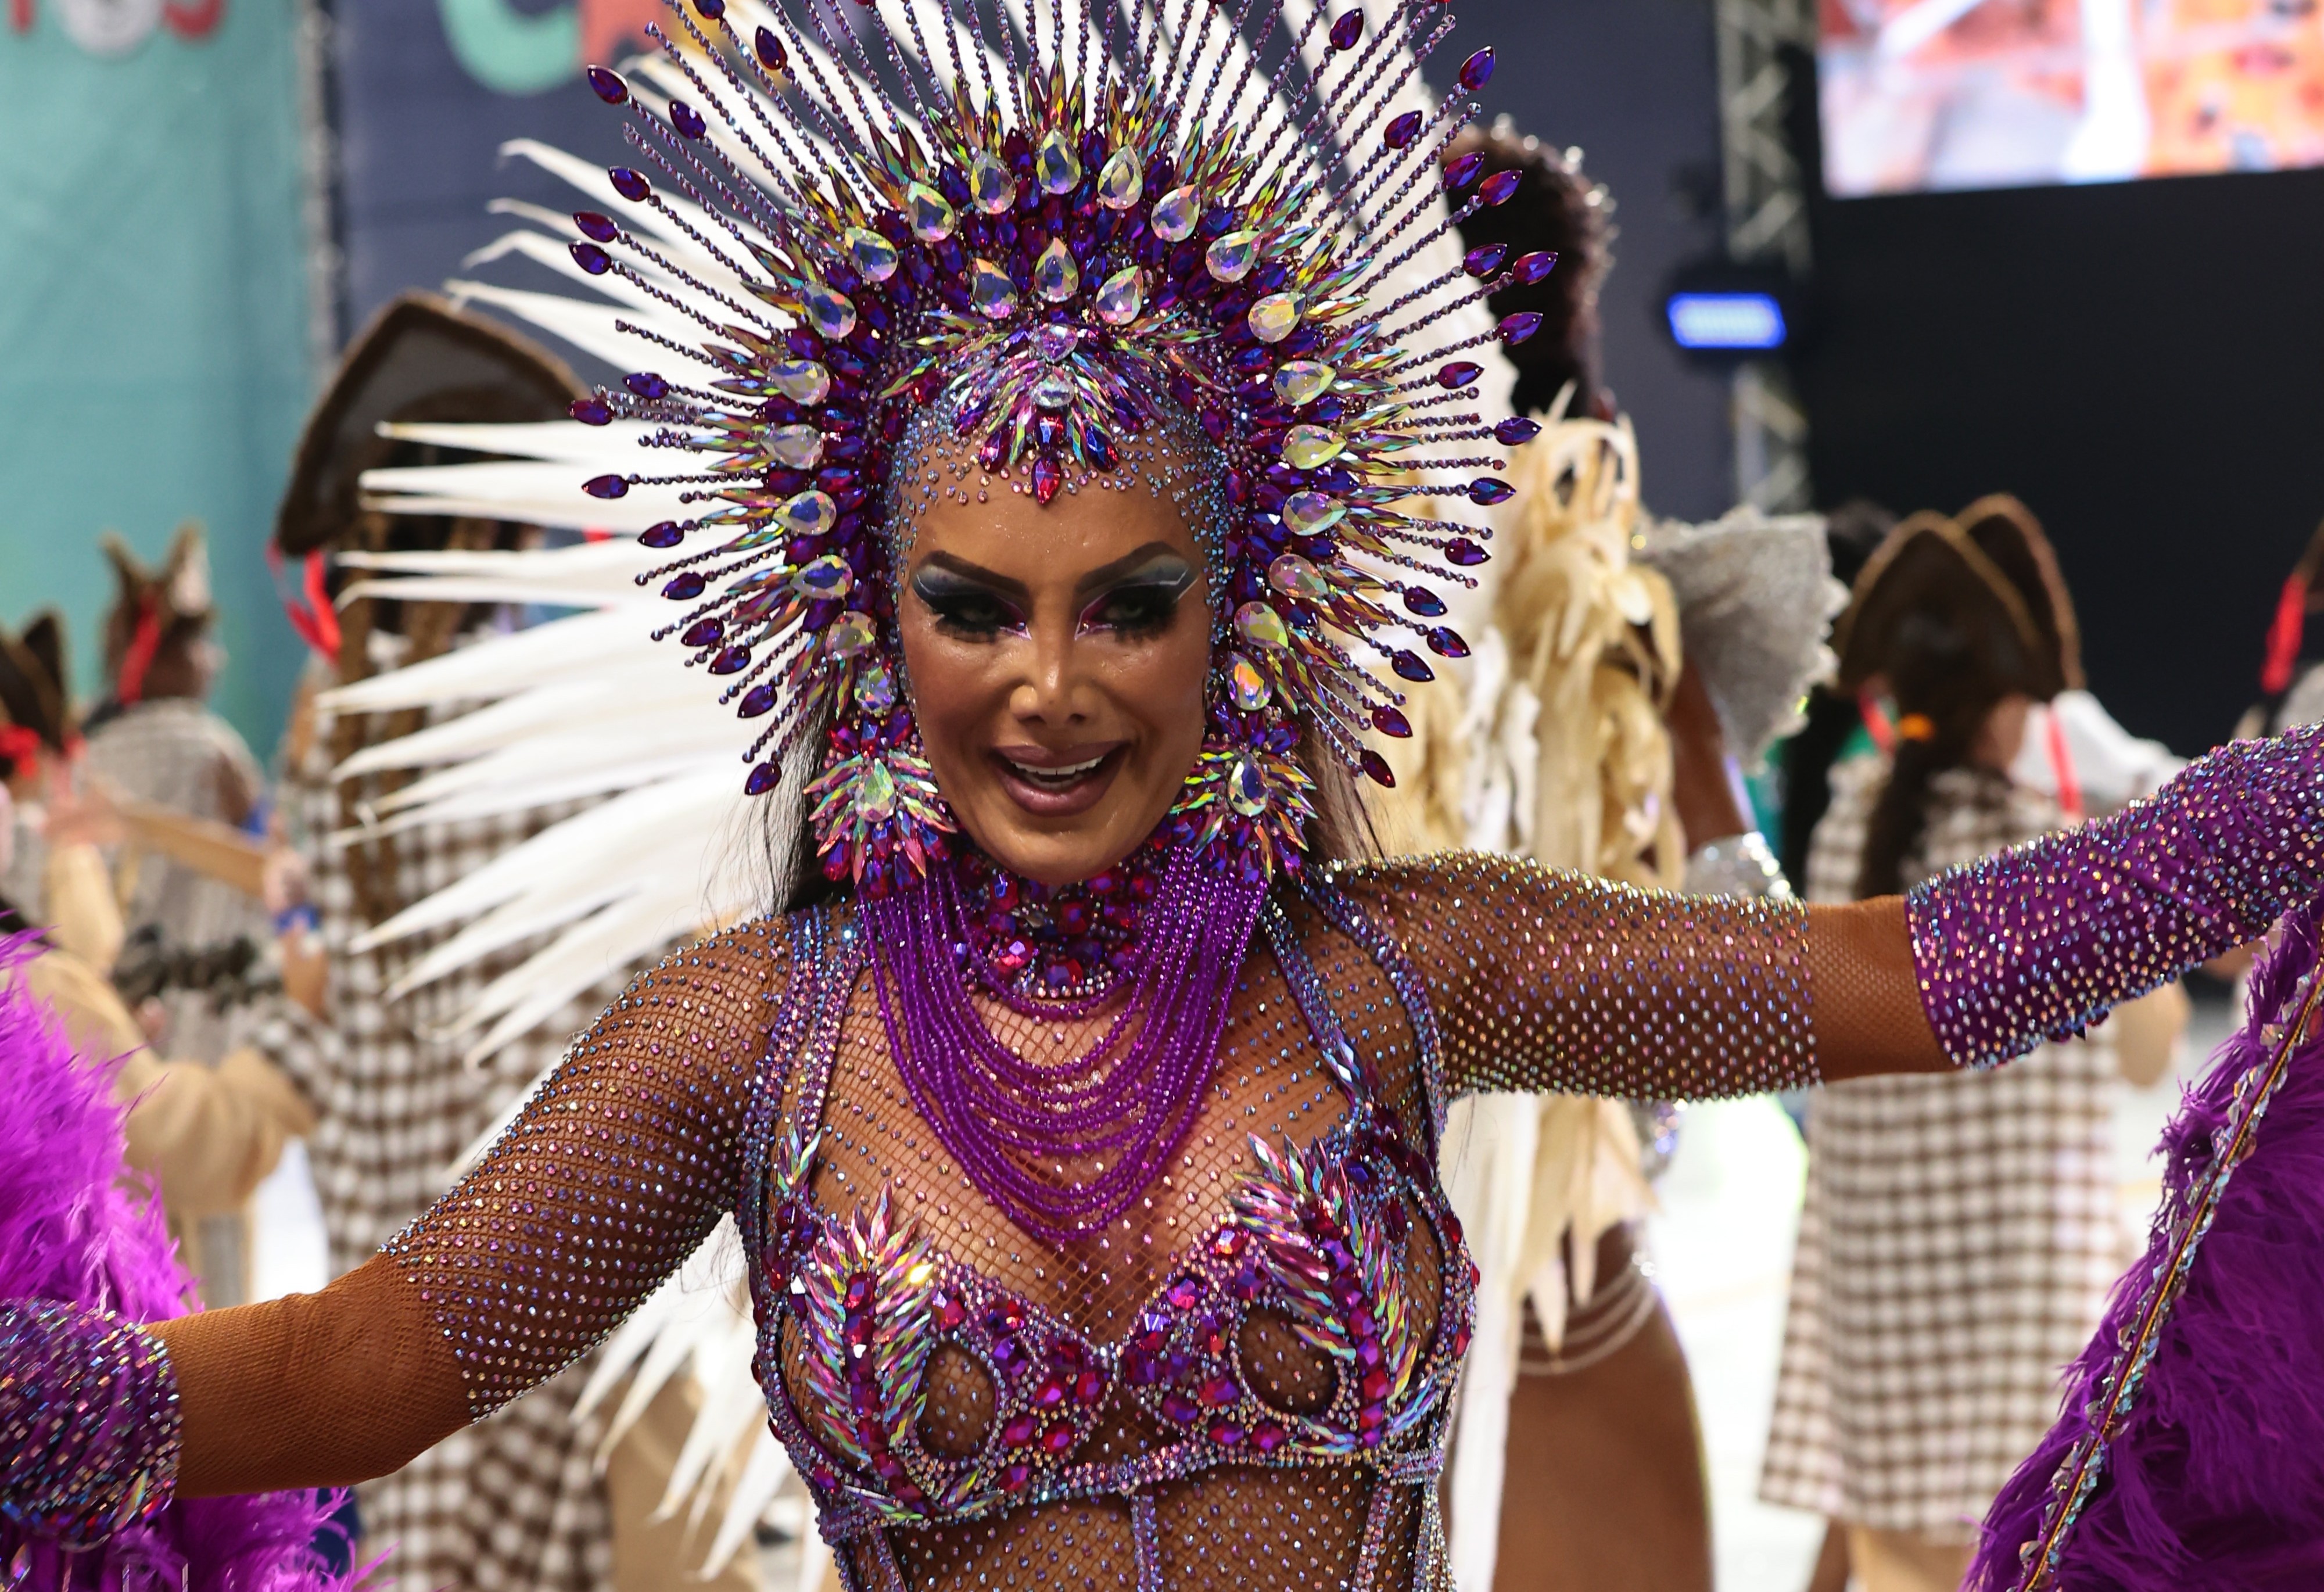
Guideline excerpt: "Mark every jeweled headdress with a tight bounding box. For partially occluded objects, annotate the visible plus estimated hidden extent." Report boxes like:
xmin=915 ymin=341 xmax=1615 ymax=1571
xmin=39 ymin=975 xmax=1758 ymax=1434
xmin=548 ymin=0 xmax=1545 ymax=894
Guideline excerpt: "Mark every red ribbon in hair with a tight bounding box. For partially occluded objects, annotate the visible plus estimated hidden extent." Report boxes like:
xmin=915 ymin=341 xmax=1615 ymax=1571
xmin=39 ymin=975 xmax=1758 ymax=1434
xmin=116 ymin=597 xmax=163 ymax=707
xmin=2262 ymin=572 xmax=2311 ymax=697
xmin=268 ymin=545 xmax=342 ymax=661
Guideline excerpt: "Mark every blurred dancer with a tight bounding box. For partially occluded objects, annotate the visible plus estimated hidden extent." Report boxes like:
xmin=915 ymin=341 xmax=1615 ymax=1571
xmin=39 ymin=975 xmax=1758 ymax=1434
xmin=82 ymin=525 xmax=275 ymax=1082
xmin=1760 ymin=499 xmax=2185 ymax=1592
xmin=253 ymin=295 xmax=761 ymax=1592
xmin=0 ymin=610 xmax=311 ymax=1295
xmin=1406 ymin=119 xmax=1832 ymax=1592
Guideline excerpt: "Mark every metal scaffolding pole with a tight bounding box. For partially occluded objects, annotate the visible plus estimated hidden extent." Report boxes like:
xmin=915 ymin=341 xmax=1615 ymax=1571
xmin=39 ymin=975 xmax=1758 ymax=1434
xmin=1715 ymin=0 xmax=1814 ymax=512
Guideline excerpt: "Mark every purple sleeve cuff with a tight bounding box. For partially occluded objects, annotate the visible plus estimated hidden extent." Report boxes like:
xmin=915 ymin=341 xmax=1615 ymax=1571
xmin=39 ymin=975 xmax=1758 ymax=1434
xmin=1906 ymin=722 xmax=2324 ymax=1069
xmin=0 ymin=1301 xmax=181 ymax=1548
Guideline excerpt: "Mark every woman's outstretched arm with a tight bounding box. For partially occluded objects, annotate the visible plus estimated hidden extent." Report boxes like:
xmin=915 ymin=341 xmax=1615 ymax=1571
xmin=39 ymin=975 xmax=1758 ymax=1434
xmin=1342 ymin=723 xmax=2324 ymax=1100
xmin=6 ymin=917 xmax=789 ymax=1521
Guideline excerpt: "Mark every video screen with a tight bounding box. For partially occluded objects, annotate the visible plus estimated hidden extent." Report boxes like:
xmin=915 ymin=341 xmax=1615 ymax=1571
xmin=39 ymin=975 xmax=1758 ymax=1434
xmin=1818 ymin=0 xmax=2324 ymax=197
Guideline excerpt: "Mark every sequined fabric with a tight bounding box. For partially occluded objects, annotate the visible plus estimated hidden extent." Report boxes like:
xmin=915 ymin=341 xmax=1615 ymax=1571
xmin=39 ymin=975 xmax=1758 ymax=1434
xmin=380 ymin=920 xmax=783 ymax=1417
xmin=376 ymin=856 xmax=1828 ymax=1592
xmin=0 ymin=1300 xmax=181 ymax=1546
xmin=1908 ymin=722 xmax=2324 ymax=1068
xmin=1335 ymin=852 xmax=1820 ymax=1104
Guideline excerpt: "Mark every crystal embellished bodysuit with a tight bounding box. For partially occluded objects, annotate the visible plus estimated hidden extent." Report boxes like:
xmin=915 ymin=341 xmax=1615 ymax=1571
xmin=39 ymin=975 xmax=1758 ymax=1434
xmin=156 ymin=854 xmax=1842 ymax=1592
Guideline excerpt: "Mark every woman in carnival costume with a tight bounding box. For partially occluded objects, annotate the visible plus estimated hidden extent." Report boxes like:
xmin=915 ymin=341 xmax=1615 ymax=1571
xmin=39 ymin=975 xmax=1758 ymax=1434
xmin=6 ymin=5 xmax=2324 ymax=1590
xmin=1382 ymin=119 xmax=1834 ymax=1592
xmin=1760 ymin=500 xmax=2186 ymax=1592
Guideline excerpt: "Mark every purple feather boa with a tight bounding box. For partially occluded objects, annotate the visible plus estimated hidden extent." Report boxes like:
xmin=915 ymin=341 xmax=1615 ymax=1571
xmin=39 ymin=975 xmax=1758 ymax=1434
xmin=1970 ymin=906 xmax=2324 ymax=1590
xmin=0 ymin=932 xmax=369 ymax=1592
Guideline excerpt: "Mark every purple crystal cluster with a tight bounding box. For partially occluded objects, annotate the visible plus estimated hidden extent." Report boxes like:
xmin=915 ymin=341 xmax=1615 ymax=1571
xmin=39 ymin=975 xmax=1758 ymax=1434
xmin=0 ymin=1301 xmax=180 ymax=1547
xmin=566 ymin=0 xmax=1544 ymax=892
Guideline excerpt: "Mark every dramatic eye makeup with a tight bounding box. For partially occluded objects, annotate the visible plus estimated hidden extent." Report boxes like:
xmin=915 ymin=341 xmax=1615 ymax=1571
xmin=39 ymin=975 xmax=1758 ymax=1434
xmin=910 ymin=561 xmax=1029 ymax=638
xmin=1076 ymin=550 xmax=1196 ymax=637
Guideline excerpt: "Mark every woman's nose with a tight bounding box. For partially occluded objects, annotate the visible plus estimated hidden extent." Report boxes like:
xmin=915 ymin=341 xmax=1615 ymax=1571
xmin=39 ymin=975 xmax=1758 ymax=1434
xmin=1010 ymin=611 xmax=1085 ymax=723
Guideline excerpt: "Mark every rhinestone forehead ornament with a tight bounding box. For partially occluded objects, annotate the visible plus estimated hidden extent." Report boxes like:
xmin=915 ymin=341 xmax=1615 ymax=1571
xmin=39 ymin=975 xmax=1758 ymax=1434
xmin=570 ymin=0 xmax=1547 ymax=895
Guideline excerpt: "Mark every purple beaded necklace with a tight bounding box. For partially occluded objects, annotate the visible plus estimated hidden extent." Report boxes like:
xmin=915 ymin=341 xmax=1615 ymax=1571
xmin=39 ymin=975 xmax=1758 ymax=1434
xmin=862 ymin=842 xmax=1267 ymax=1244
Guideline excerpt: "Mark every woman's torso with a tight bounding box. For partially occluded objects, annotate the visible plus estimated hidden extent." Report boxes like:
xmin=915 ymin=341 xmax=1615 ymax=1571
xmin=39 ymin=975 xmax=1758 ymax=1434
xmin=742 ymin=883 xmax=1475 ymax=1592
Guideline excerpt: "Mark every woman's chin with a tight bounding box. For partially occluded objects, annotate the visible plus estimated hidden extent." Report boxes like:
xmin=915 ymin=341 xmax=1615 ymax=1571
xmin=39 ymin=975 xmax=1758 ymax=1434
xmin=957 ymin=799 xmax=1154 ymax=887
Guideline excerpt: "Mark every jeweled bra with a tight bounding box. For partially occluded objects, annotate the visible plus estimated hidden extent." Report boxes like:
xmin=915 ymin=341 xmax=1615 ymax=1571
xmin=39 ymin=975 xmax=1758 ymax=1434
xmin=736 ymin=878 xmax=1478 ymax=1588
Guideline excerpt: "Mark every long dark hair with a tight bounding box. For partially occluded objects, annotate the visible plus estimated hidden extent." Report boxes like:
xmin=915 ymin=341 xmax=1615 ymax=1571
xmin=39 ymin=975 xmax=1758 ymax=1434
xmin=1852 ymin=607 xmax=2029 ymax=898
xmin=1838 ymin=501 xmax=2078 ymax=899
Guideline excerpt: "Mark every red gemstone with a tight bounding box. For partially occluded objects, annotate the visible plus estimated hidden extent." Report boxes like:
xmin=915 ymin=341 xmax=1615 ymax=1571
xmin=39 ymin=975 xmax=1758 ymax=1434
xmin=1032 ymin=456 xmax=1064 ymax=504
xmin=1360 ymin=748 xmax=1396 ymax=788
xmin=1371 ymin=705 xmax=1412 ymax=739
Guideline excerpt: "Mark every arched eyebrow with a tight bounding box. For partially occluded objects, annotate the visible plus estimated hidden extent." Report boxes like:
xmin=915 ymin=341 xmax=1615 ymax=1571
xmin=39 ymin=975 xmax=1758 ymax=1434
xmin=1075 ymin=542 xmax=1192 ymax=600
xmin=913 ymin=542 xmax=1192 ymax=604
xmin=914 ymin=551 xmax=1030 ymax=604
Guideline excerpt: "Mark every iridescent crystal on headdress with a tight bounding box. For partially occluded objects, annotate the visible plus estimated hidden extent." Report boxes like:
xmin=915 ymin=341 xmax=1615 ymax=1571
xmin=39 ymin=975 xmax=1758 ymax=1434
xmin=568 ymin=0 xmax=1547 ymax=892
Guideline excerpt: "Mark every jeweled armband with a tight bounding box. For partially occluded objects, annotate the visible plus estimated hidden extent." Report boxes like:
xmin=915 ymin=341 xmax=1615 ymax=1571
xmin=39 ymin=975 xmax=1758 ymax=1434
xmin=0 ymin=1300 xmax=181 ymax=1547
xmin=1907 ymin=722 xmax=2324 ymax=1068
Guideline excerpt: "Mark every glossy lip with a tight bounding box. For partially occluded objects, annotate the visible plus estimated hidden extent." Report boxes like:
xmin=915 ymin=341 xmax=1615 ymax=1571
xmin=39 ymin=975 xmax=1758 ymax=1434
xmin=990 ymin=741 xmax=1127 ymax=819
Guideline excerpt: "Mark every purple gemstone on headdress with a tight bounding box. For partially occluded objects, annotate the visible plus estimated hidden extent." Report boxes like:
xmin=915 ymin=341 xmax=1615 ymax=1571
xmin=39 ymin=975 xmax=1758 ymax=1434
xmin=1480 ymin=169 xmax=1523 ymax=207
xmin=663 ymin=572 xmax=706 ymax=600
xmin=754 ymin=26 xmax=785 ymax=69
xmin=1464 ymin=242 xmax=1508 ymax=278
xmin=1458 ymin=46 xmax=1497 ymax=89
xmin=738 ymin=684 xmax=777 ymax=718
xmin=709 ymin=646 xmax=751 ymax=675
xmin=609 ymin=167 xmax=650 ymax=202
xmin=569 ymin=242 xmax=611 ymax=275
xmin=640 ymin=520 xmax=682 ymax=548
xmin=1360 ymin=748 xmax=1396 ymax=788
xmin=1512 ymin=249 xmax=1558 ymax=284
xmin=1087 ymin=428 xmax=1120 ymax=469
xmin=1327 ymin=9 xmax=1362 ymax=48
xmin=1498 ymin=311 xmax=1544 ymax=345
xmin=574 ymin=210 xmax=618 ymax=243
xmin=669 ymin=99 xmax=706 ymax=139
xmin=1032 ymin=456 xmax=1064 ymax=504
xmin=1390 ymin=650 xmax=1433 ymax=683
xmin=626 ymin=371 xmax=669 ymax=400
xmin=683 ymin=618 xmax=723 ymax=647
xmin=1442 ymin=151 xmax=1485 ymax=192
xmin=1436 ymin=360 xmax=1482 ymax=390
xmin=586 ymin=66 xmax=627 ymax=103
xmin=584 ymin=474 xmax=629 ymax=499
xmin=1385 ymin=110 xmax=1423 ymax=149
xmin=1372 ymin=705 xmax=1413 ymax=739
xmin=1403 ymin=587 xmax=1446 ymax=618
xmin=1495 ymin=416 xmax=1542 ymax=446
xmin=1468 ymin=476 xmax=1515 ymax=505
xmin=1426 ymin=626 xmax=1471 ymax=659
xmin=571 ymin=397 xmax=612 ymax=426
xmin=745 ymin=761 xmax=780 ymax=795
xmin=694 ymin=0 xmax=724 ymax=15
xmin=1444 ymin=539 xmax=1489 ymax=567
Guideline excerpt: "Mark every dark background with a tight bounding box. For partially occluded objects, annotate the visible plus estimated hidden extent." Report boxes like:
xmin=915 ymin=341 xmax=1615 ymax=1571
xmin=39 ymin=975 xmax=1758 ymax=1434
xmin=1797 ymin=139 xmax=2324 ymax=757
xmin=333 ymin=0 xmax=2314 ymax=756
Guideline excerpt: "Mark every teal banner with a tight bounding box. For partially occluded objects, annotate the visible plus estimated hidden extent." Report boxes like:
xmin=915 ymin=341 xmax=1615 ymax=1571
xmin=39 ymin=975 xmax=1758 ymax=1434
xmin=0 ymin=0 xmax=312 ymax=751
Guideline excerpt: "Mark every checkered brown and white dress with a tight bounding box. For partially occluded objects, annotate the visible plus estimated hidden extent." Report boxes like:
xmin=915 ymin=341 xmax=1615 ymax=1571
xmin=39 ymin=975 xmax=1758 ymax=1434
xmin=1758 ymin=756 xmax=2124 ymax=1540
xmin=257 ymin=666 xmax=650 ymax=1592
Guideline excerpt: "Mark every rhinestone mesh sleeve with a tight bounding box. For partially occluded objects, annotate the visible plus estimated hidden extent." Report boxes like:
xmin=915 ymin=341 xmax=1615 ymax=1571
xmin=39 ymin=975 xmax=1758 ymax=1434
xmin=1909 ymin=722 xmax=2324 ymax=1069
xmin=381 ymin=919 xmax=786 ymax=1418
xmin=1335 ymin=852 xmax=1817 ymax=1101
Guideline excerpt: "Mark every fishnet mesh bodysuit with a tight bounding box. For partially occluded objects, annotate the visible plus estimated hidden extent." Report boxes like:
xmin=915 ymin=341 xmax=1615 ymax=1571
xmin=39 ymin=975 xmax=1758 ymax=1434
xmin=157 ymin=854 xmax=1887 ymax=1591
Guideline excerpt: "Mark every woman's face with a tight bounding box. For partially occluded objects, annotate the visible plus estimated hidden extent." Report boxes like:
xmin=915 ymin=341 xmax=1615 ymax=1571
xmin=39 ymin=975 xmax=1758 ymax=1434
xmin=898 ymin=464 xmax=1213 ymax=887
